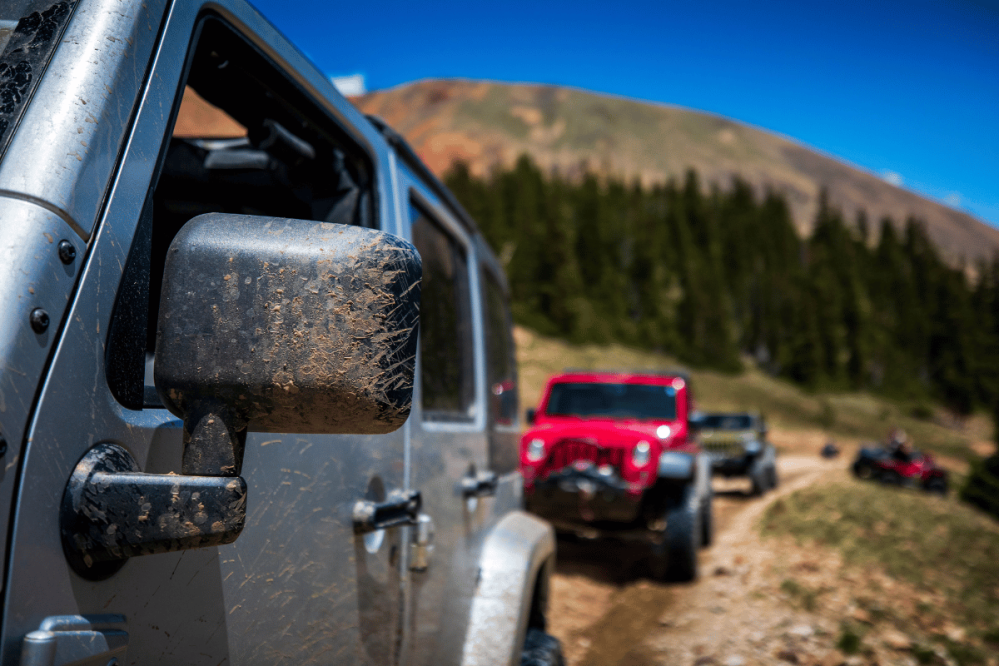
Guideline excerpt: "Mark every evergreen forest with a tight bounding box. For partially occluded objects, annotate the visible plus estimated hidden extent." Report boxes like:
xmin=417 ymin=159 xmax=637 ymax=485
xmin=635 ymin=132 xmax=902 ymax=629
xmin=444 ymin=155 xmax=999 ymax=418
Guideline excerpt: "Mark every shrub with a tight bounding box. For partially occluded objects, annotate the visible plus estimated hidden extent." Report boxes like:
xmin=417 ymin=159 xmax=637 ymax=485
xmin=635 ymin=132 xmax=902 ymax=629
xmin=960 ymin=452 xmax=999 ymax=521
xmin=836 ymin=624 xmax=862 ymax=654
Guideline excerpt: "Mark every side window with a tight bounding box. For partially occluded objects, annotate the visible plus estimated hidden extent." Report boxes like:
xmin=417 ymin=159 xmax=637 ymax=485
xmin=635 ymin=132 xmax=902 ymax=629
xmin=105 ymin=15 xmax=375 ymax=410
xmin=483 ymin=267 xmax=519 ymax=473
xmin=411 ymin=201 xmax=474 ymax=421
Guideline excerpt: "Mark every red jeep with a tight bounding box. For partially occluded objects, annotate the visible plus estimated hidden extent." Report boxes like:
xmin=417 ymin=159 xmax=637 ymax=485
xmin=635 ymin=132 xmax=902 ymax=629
xmin=521 ymin=370 xmax=713 ymax=580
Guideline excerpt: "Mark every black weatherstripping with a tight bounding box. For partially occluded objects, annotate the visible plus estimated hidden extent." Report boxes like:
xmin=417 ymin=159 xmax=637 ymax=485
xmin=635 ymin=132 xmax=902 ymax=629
xmin=105 ymin=197 xmax=153 ymax=410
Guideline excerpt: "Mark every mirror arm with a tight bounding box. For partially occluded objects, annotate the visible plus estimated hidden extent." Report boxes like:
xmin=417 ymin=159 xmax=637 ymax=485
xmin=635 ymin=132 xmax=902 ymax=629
xmin=181 ymin=402 xmax=248 ymax=477
xmin=60 ymin=443 xmax=247 ymax=581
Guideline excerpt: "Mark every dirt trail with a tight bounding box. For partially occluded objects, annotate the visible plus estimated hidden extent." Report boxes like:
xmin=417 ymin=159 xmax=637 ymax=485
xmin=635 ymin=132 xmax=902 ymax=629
xmin=547 ymin=455 xmax=840 ymax=666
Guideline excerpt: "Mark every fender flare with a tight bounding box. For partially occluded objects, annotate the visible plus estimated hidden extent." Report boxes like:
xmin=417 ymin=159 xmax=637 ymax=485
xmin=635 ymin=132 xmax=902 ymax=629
xmin=695 ymin=452 xmax=712 ymax=500
xmin=460 ymin=510 xmax=556 ymax=666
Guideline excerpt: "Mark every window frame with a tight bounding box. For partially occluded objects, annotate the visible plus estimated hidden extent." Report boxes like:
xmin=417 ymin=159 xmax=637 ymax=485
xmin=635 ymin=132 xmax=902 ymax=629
xmin=102 ymin=5 xmax=387 ymax=411
xmin=480 ymin=259 xmax=520 ymax=473
xmin=408 ymin=187 xmax=485 ymax=431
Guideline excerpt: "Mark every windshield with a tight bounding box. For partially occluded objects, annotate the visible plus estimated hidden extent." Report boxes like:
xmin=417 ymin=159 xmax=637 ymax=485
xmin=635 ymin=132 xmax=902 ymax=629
xmin=545 ymin=382 xmax=677 ymax=420
xmin=700 ymin=414 xmax=753 ymax=430
xmin=0 ymin=1 xmax=78 ymax=161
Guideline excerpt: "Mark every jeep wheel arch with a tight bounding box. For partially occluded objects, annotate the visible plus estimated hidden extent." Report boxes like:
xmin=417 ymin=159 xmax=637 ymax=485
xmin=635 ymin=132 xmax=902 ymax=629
xmin=461 ymin=511 xmax=557 ymax=666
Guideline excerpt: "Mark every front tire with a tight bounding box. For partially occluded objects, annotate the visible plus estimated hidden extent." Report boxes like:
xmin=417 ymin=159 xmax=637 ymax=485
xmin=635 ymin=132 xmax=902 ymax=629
xmin=749 ymin=460 xmax=769 ymax=496
xmin=521 ymin=628 xmax=566 ymax=666
xmin=853 ymin=460 xmax=875 ymax=480
xmin=701 ymin=488 xmax=714 ymax=547
xmin=652 ymin=484 xmax=700 ymax=582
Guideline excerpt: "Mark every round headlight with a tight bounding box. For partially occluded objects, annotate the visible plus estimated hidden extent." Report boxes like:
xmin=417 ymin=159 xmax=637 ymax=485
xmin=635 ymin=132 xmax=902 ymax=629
xmin=632 ymin=440 xmax=651 ymax=467
xmin=526 ymin=438 xmax=546 ymax=462
xmin=744 ymin=440 xmax=762 ymax=454
xmin=656 ymin=425 xmax=672 ymax=440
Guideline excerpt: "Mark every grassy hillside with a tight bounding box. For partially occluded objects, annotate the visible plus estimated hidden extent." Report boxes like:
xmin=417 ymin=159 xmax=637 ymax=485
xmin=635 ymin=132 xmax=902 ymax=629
xmin=353 ymin=79 xmax=999 ymax=264
xmin=515 ymin=326 xmax=994 ymax=466
xmin=762 ymin=480 xmax=999 ymax=663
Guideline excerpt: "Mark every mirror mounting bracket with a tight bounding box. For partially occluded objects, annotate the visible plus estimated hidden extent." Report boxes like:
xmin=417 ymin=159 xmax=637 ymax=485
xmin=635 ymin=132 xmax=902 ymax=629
xmin=182 ymin=401 xmax=247 ymax=477
xmin=60 ymin=443 xmax=248 ymax=581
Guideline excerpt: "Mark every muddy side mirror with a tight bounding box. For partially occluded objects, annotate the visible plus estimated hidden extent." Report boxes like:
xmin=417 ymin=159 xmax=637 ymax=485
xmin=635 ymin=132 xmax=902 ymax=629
xmin=155 ymin=214 xmax=421 ymax=463
xmin=61 ymin=214 xmax=420 ymax=579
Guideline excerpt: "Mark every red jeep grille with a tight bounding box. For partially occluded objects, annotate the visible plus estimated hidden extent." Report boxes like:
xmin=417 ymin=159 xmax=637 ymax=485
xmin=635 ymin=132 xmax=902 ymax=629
xmin=540 ymin=439 xmax=626 ymax=477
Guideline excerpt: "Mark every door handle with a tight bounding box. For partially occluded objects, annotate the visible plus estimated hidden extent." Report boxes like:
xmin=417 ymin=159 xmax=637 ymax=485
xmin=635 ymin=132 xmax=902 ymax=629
xmin=21 ymin=615 xmax=128 ymax=666
xmin=353 ymin=490 xmax=421 ymax=534
xmin=461 ymin=470 xmax=498 ymax=499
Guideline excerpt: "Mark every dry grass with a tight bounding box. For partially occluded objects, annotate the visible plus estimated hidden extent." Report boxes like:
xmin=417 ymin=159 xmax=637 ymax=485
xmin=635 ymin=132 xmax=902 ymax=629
xmin=760 ymin=479 xmax=999 ymax=662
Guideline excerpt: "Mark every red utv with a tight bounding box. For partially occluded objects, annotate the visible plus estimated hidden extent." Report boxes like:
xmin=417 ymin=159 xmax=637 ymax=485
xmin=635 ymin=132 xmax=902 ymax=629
xmin=520 ymin=370 xmax=713 ymax=581
xmin=851 ymin=439 xmax=949 ymax=495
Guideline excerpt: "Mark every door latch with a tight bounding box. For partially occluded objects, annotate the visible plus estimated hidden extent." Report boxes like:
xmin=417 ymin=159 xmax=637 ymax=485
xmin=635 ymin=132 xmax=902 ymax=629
xmin=461 ymin=470 xmax=498 ymax=499
xmin=21 ymin=614 xmax=127 ymax=666
xmin=409 ymin=513 xmax=435 ymax=572
xmin=352 ymin=489 xmax=421 ymax=534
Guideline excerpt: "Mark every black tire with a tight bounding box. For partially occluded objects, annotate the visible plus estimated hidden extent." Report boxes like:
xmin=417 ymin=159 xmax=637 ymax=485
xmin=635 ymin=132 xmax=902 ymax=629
xmin=853 ymin=460 xmax=875 ymax=480
xmin=924 ymin=476 xmax=948 ymax=496
xmin=700 ymin=491 xmax=714 ymax=547
xmin=521 ymin=628 xmax=566 ymax=666
xmin=768 ymin=464 xmax=779 ymax=489
xmin=652 ymin=484 xmax=700 ymax=582
xmin=750 ymin=464 xmax=767 ymax=496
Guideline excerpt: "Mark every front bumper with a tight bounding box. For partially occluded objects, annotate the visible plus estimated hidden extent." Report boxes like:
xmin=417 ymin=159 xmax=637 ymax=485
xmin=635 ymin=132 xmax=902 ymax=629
xmin=709 ymin=453 xmax=754 ymax=476
xmin=525 ymin=467 xmax=642 ymax=528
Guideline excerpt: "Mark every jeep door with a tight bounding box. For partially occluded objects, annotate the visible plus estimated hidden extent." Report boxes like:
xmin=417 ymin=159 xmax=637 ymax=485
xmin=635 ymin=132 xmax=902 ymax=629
xmin=1 ymin=1 xmax=410 ymax=663
xmin=397 ymin=183 xmax=495 ymax=664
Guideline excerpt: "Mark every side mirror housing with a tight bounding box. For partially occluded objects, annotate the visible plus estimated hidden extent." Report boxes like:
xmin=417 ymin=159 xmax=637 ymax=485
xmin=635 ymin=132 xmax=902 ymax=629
xmin=525 ymin=408 xmax=536 ymax=426
xmin=155 ymin=214 xmax=421 ymax=464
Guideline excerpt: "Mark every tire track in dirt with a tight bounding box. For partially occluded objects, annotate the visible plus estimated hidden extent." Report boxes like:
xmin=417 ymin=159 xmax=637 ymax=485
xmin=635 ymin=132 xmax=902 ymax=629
xmin=547 ymin=455 xmax=837 ymax=666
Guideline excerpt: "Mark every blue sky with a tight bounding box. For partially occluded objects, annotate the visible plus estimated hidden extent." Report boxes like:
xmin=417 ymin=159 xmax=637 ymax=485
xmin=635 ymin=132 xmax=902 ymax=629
xmin=251 ymin=0 xmax=999 ymax=228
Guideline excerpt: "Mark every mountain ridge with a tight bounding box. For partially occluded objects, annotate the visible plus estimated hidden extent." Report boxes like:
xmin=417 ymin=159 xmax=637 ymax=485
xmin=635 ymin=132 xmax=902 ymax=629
xmin=352 ymin=78 xmax=999 ymax=264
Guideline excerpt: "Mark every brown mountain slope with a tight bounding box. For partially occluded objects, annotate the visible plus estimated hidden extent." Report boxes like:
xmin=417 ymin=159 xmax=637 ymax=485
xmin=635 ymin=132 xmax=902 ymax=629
xmin=352 ymin=79 xmax=999 ymax=264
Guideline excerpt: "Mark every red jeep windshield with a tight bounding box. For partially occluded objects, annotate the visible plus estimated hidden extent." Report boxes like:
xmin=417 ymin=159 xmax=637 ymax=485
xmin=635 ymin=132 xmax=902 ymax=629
xmin=545 ymin=382 xmax=677 ymax=420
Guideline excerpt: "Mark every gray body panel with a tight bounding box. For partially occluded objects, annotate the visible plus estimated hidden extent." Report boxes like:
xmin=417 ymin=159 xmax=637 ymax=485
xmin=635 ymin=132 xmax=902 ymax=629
xmin=0 ymin=200 xmax=84 ymax=591
xmin=0 ymin=0 xmax=554 ymax=663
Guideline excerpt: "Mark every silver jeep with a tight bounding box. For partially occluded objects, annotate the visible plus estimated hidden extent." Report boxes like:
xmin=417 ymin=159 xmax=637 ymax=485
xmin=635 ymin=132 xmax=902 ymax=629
xmin=0 ymin=1 xmax=560 ymax=664
xmin=694 ymin=412 xmax=778 ymax=495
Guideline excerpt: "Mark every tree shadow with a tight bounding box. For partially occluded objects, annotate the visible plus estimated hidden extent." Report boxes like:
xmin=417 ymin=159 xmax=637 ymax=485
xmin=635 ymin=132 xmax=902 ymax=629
xmin=714 ymin=487 xmax=757 ymax=499
xmin=553 ymin=533 xmax=656 ymax=583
